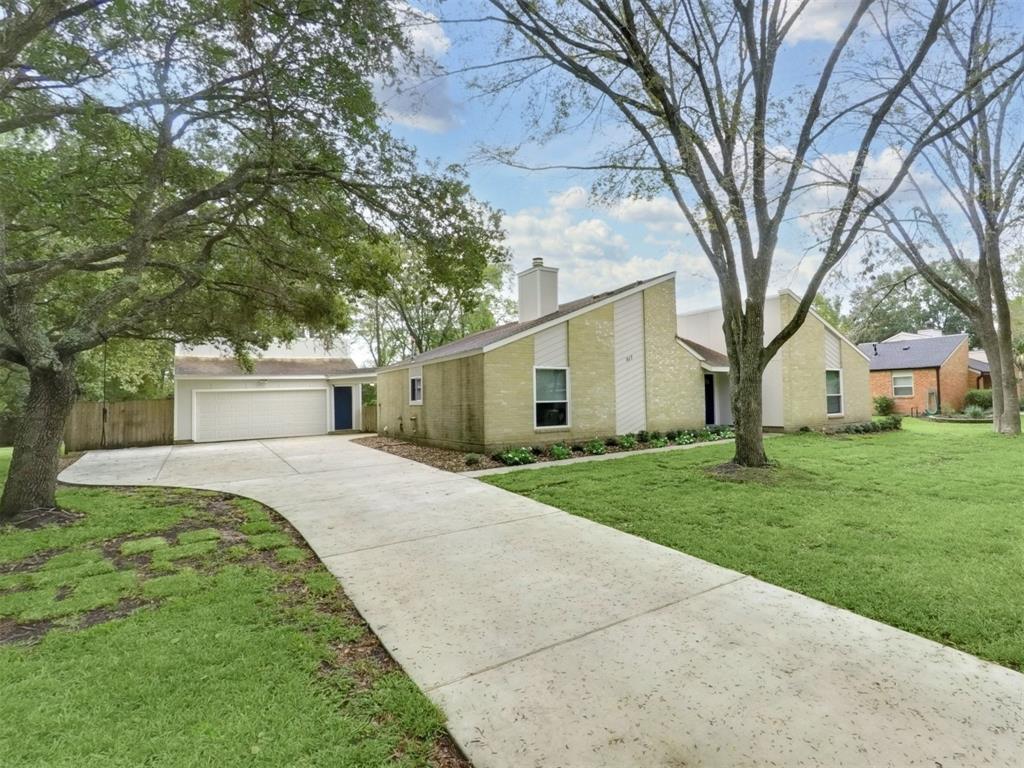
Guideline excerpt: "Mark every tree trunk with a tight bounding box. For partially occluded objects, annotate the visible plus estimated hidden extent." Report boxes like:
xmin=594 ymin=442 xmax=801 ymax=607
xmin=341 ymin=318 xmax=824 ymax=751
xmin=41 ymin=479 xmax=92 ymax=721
xmin=975 ymin=317 xmax=1005 ymax=433
xmin=984 ymin=238 xmax=1022 ymax=434
xmin=730 ymin=335 xmax=769 ymax=467
xmin=0 ymin=361 xmax=77 ymax=522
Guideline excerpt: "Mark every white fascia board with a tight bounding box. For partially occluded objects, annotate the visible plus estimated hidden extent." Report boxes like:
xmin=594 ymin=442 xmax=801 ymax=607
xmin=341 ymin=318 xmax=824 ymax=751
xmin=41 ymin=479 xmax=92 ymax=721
xmin=701 ymin=363 xmax=730 ymax=373
xmin=482 ymin=272 xmax=676 ymax=354
xmin=174 ymin=374 xmax=331 ymax=381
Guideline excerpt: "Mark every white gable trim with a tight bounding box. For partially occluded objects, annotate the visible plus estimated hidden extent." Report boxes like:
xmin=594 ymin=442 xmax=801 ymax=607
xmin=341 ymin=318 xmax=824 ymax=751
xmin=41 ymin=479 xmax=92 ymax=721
xmin=482 ymin=273 xmax=675 ymax=354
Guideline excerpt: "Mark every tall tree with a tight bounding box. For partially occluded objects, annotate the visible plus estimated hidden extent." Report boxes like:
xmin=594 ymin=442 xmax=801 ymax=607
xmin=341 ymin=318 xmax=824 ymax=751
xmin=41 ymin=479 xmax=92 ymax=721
xmin=841 ymin=264 xmax=976 ymax=344
xmin=357 ymin=243 xmax=512 ymax=366
xmin=867 ymin=0 xmax=1023 ymax=432
xmin=0 ymin=1 xmax=503 ymax=521
xmin=479 ymin=0 xmax=1024 ymax=466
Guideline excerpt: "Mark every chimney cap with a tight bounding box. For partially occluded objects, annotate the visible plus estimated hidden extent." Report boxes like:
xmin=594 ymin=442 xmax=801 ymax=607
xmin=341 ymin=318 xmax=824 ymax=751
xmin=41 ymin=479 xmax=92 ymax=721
xmin=531 ymin=257 xmax=544 ymax=267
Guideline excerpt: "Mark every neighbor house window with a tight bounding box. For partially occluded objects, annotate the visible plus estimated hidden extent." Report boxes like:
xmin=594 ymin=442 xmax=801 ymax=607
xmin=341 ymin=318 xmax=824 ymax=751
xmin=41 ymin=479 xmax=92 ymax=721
xmin=409 ymin=375 xmax=423 ymax=405
xmin=535 ymin=367 xmax=569 ymax=427
xmin=892 ymin=373 xmax=914 ymax=398
xmin=825 ymin=369 xmax=843 ymax=416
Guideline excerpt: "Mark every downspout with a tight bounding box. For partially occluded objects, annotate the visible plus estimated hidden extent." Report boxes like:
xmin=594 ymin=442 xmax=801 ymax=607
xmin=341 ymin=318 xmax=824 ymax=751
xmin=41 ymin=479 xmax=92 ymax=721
xmin=935 ymin=366 xmax=942 ymax=413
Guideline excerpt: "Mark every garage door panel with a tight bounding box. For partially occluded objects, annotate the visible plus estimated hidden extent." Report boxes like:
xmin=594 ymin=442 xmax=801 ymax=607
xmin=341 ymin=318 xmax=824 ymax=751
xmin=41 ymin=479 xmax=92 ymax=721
xmin=194 ymin=389 xmax=327 ymax=443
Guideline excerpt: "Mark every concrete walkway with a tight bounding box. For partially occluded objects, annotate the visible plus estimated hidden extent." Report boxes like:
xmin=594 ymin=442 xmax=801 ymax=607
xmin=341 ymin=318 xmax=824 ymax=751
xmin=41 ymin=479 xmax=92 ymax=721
xmin=61 ymin=436 xmax=1023 ymax=767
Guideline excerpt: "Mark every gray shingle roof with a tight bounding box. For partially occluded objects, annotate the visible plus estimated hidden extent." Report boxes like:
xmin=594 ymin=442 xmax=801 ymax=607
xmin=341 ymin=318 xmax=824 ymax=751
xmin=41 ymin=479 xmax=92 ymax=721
xmin=857 ymin=334 xmax=967 ymax=371
xmin=392 ymin=274 xmax=673 ymax=367
xmin=175 ymin=356 xmax=373 ymax=377
xmin=968 ymin=356 xmax=990 ymax=373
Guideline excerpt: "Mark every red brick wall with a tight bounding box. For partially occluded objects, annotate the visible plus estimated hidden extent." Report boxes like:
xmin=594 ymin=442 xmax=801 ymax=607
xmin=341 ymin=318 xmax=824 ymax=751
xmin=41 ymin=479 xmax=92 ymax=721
xmin=940 ymin=339 xmax=969 ymax=412
xmin=869 ymin=369 xmax=939 ymax=415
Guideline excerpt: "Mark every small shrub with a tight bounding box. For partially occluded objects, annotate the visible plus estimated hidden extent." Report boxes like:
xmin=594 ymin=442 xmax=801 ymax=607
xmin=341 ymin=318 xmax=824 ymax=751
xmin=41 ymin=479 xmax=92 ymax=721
xmin=674 ymin=431 xmax=696 ymax=445
xmin=649 ymin=431 xmax=663 ymax=441
xmin=665 ymin=430 xmax=678 ymax=441
xmin=964 ymin=389 xmax=993 ymax=410
xmin=549 ymin=443 xmax=572 ymax=460
xmin=618 ymin=434 xmax=638 ymax=450
xmin=873 ymin=395 xmax=896 ymax=416
xmin=583 ymin=439 xmax=606 ymax=455
xmin=604 ymin=436 xmax=620 ymax=447
xmin=635 ymin=430 xmax=650 ymax=444
xmin=696 ymin=428 xmax=715 ymax=441
xmin=464 ymin=453 xmax=481 ymax=466
xmin=649 ymin=436 xmax=669 ymax=448
xmin=963 ymin=404 xmax=986 ymax=419
xmin=835 ymin=415 xmax=901 ymax=434
xmin=499 ymin=447 xmax=535 ymax=466
xmin=716 ymin=428 xmax=736 ymax=439
xmin=571 ymin=443 xmax=586 ymax=453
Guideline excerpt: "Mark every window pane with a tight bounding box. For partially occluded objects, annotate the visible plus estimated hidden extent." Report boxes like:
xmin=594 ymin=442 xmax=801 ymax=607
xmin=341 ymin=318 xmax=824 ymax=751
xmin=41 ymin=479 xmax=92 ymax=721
xmin=827 ymin=394 xmax=843 ymax=414
xmin=536 ymin=401 xmax=568 ymax=427
xmin=825 ymin=370 xmax=841 ymax=395
xmin=410 ymin=377 xmax=422 ymax=401
xmin=536 ymin=369 xmax=567 ymax=401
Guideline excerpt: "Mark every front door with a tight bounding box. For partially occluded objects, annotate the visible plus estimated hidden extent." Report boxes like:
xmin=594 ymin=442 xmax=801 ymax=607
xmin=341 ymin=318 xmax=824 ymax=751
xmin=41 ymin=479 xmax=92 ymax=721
xmin=704 ymin=374 xmax=715 ymax=425
xmin=333 ymin=386 xmax=353 ymax=430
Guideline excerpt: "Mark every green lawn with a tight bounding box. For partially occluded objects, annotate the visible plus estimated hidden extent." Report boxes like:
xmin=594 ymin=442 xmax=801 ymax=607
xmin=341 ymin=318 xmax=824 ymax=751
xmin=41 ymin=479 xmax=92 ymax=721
xmin=485 ymin=419 xmax=1024 ymax=670
xmin=0 ymin=450 xmax=462 ymax=767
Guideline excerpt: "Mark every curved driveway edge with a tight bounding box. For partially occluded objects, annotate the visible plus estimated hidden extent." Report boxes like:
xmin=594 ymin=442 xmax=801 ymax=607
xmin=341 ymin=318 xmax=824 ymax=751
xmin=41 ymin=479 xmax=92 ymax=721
xmin=61 ymin=435 xmax=1024 ymax=767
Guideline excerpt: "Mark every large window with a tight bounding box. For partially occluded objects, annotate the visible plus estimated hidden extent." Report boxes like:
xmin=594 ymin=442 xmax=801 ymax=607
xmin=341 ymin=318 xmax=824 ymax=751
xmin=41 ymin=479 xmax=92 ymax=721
xmin=409 ymin=374 xmax=423 ymax=405
xmin=892 ymin=373 xmax=914 ymax=398
xmin=825 ymin=369 xmax=843 ymax=415
xmin=535 ymin=368 xmax=569 ymax=427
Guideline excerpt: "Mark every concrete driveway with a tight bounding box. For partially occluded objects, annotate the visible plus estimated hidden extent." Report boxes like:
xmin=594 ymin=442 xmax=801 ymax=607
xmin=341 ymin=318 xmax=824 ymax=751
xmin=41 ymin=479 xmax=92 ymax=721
xmin=61 ymin=436 xmax=1024 ymax=767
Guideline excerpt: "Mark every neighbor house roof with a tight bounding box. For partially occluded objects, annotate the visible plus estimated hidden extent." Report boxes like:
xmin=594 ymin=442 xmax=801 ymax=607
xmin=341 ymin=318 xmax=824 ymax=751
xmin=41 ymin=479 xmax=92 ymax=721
xmin=175 ymin=356 xmax=372 ymax=377
xmin=857 ymin=334 xmax=968 ymax=371
xmin=388 ymin=273 xmax=674 ymax=369
xmin=677 ymin=337 xmax=730 ymax=369
xmin=968 ymin=356 xmax=990 ymax=373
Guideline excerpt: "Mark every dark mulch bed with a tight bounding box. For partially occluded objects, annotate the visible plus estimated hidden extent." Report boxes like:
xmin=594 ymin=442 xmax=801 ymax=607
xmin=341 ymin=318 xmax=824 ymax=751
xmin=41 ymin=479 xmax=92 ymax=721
xmin=353 ymin=436 xmax=504 ymax=472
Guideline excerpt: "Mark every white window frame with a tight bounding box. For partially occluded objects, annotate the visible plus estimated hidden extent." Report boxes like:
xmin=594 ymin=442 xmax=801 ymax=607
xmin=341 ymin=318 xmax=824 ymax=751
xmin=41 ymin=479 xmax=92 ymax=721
xmin=409 ymin=373 xmax=423 ymax=405
xmin=825 ymin=368 xmax=843 ymax=417
xmin=533 ymin=366 xmax=570 ymax=430
xmin=892 ymin=372 xmax=914 ymax=398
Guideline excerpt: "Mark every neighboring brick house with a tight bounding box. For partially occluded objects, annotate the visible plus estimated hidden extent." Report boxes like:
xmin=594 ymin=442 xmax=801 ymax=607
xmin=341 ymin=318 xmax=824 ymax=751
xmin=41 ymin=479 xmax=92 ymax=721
xmin=857 ymin=333 xmax=970 ymax=415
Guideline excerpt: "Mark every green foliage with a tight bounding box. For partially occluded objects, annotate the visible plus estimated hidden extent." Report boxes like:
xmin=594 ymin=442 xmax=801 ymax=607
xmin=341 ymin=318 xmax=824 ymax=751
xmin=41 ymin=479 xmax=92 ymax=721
xmin=674 ymin=432 xmax=696 ymax=445
xmin=635 ymin=430 xmax=650 ymax=443
xmin=649 ymin=436 xmax=669 ymax=448
xmin=835 ymin=416 xmax=902 ymax=434
xmin=583 ymin=439 xmax=606 ymax=455
xmin=75 ymin=340 xmax=174 ymax=402
xmin=463 ymin=453 xmax=482 ymax=466
xmin=498 ymin=447 xmax=536 ymax=466
xmin=963 ymin=404 xmax=987 ymax=419
xmin=873 ymin=395 xmax=896 ymax=416
xmin=618 ymin=434 xmax=638 ymax=450
xmin=486 ymin=420 xmax=1023 ymax=669
xmin=120 ymin=537 xmax=169 ymax=556
xmin=548 ymin=443 xmax=572 ymax=460
xmin=844 ymin=264 xmax=976 ymax=345
xmin=965 ymin=389 xmax=993 ymax=409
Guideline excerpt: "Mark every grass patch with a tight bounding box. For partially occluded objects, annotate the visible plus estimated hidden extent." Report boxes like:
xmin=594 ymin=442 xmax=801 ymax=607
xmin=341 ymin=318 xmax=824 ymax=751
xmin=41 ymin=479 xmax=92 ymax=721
xmin=486 ymin=419 xmax=1024 ymax=669
xmin=0 ymin=449 xmax=462 ymax=766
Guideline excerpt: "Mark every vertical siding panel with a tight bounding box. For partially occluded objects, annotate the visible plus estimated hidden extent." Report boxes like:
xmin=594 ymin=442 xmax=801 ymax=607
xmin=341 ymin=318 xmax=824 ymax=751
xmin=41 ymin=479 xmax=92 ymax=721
xmin=614 ymin=293 xmax=647 ymax=433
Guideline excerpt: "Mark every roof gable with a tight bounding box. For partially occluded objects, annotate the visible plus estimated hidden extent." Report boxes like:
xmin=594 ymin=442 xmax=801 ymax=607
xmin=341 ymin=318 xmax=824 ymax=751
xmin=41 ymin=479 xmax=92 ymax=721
xmin=857 ymin=334 xmax=968 ymax=371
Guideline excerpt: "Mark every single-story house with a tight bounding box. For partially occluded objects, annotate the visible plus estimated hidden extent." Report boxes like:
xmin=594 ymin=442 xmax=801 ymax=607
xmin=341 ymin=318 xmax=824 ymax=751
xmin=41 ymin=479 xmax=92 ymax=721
xmin=173 ymin=339 xmax=376 ymax=443
xmin=967 ymin=350 xmax=992 ymax=390
xmin=857 ymin=332 xmax=969 ymax=415
xmin=677 ymin=291 xmax=872 ymax=430
xmin=376 ymin=260 xmax=871 ymax=454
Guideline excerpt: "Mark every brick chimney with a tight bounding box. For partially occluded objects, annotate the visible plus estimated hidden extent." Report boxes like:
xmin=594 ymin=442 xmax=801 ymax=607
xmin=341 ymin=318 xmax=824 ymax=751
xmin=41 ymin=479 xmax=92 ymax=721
xmin=517 ymin=258 xmax=559 ymax=322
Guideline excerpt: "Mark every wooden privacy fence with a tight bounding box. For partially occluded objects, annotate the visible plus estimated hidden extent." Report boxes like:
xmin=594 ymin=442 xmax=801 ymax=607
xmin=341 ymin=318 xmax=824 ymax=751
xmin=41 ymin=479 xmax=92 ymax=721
xmin=64 ymin=399 xmax=174 ymax=452
xmin=361 ymin=403 xmax=378 ymax=433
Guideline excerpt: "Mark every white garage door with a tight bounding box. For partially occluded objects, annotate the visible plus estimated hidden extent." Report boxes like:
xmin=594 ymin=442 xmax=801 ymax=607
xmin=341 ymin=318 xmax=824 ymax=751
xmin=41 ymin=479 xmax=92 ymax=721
xmin=193 ymin=389 xmax=327 ymax=443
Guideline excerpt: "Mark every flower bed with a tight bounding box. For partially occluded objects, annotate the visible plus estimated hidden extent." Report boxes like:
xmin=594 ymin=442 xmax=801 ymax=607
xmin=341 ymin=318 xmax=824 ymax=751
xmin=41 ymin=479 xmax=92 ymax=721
xmin=353 ymin=427 xmax=736 ymax=473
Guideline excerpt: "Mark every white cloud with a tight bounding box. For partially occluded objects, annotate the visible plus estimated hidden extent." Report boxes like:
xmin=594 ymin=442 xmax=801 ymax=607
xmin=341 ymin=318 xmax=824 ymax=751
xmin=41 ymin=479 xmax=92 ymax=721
xmin=785 ymin=0 xmax=860 ymax=43
xmin=375 ymin=3 xmax=458 ymax=133
xmin=610 ymin=196 xmax=691 ymax=235
xmin=504 ymin=187 xmax=716 ymax=303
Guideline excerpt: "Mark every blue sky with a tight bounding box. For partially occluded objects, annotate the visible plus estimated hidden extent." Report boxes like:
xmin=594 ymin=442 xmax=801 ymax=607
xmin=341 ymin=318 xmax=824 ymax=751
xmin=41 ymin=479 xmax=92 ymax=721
xmin=374 ymin=1 xmax=891 ymax=312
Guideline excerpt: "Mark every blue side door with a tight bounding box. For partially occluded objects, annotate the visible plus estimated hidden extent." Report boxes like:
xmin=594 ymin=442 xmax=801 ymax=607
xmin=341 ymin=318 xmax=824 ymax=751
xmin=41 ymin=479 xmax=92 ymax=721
xmin=333 ymin=386 xmax=353 ymax=430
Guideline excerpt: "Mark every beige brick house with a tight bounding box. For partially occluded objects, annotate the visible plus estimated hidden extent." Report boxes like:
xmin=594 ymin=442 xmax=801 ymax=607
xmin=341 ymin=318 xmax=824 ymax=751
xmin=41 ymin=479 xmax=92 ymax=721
xmin=678 ymin=292 xmax=872 ymax=431
xmin=376 ymin=261 xmax=872 ymax=453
